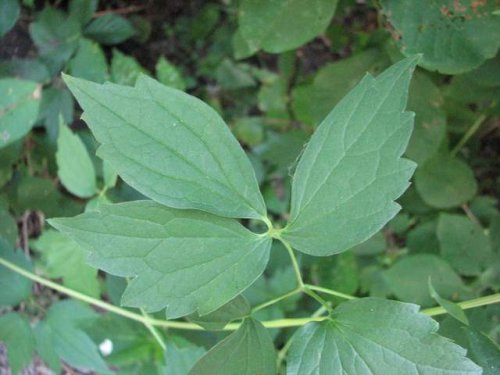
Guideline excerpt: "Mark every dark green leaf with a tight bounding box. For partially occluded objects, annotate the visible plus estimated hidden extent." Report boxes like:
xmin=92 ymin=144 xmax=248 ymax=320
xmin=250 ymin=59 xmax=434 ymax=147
xmin=189 ymin=295 xmax=250 ymax=330
xmin=189 ymin=319 xmax=276 ymax=375
xmin=428 ymin=279 xmax=469 ymax=325
xmin=84 ymin=14 xmax=136 ymax=45
xmin=0 ymin=0 xmax=20 ymax=37
xmin=0 ymin=240 xmax=33 ymax=307
xmin=68 ymin=38 xmax=108 ymax=83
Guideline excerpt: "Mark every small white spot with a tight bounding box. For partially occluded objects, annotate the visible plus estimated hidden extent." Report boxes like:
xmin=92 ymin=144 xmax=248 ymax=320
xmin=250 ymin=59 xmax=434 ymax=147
xmin=1 ymin=130 xmax=10 ymax=142
xmin=99 ymin=339 xmax=113 ymax=356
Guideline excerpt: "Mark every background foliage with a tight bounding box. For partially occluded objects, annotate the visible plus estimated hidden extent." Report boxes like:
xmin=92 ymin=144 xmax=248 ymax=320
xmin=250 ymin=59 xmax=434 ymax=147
xmin=0 ymin=0 xmax=499 ymax=374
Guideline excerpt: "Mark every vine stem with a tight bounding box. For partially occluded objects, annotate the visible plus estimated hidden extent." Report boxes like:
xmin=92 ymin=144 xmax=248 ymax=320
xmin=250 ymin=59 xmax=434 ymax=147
xmin=305 ymin=284 xmax=357 ymax=300
xmin=1 ymin=257 xmax=499 ymax=331
xmin=277 ymin=237 xmax=304 ymax=289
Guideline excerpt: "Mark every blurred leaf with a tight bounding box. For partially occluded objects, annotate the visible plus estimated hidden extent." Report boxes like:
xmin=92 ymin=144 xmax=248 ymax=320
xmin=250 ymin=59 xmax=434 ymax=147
xmin=352 ymin=231 xmax=386 ymax=256
xmin=406 ymin=71 xmax=446 ymax=164
xmin=31 ymin=229 xmax=100 ymax=297
xmin=0 ymin=240 xmax=33 ymax=308
xmin=155 ymin=57 xmax=186 ymax=91
xmin=381 ymin=0 xmax=500 ymax=74
xmin=238 ymin=0 xmax=338 ymax=53
xmin=292 ymin=49 xmax=390 ymax=126
xmin=0 ymin=0 xmax=20 ymax=37
xmin=233 ymin=117 xmax=264 ymax=146
xmin=428 ymin=278 xmax=469 ymax=325
xmin=0 ymin=313 xmax=35 ymax=374
xmin=68 ymin=38 xmax=108 ymax=83
xmin=415 ymin=154 xmax=477 ymax=208
xmin=189 ymin=319 xmax=276 ymax=375
xmin=384 ymin=254 xmax=468 ymax=307
xmin=56 ymin=123 xmax=97 ymax=198
xmin=163 ymin=338 xmax=206 ymax=375
xmin=215 ymin=59 xmax=256 ymax=90
xmin=437 ymin=214 xmax=493 ymax=276
xmin=38 ymin=87 xmax=74 ymax=140
xmin=37 ymin=300 xmax=110 ymax=373
xmin=84 ymin=13 xmax=136 ymax=45
xmin=407 ymin=220 xmax=440 ymax=254
xmin=0 ymin=58 xmax=51 ymax=83
xmin=110 ymin=49 xmax=148 ymax=86
xmin=29 ymin=7 xmax=81 ymax=74
xmin=68 ymin=0 xmax=98 ymax=26
xmin=0 ymin=209 xmax=17 ymax=246
xmin=0 ymin=79 xmax=41 ymax=149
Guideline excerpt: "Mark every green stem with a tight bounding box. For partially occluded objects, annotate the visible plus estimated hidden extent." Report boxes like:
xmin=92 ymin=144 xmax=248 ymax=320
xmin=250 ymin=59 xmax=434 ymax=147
xmin=277 ymin=237 xmax=304 ymax=289
xmin=305 ymin=284 xmax=357 ymax=300
xmin=251 ymin=287 xmax=302 ymax=314
xmin=2 ymin=257 xmax=499 ymax=332
xmin=422 ymin=293 xmax=500 ymax=317
xmin=140 ymin=308 xmax=166 ymax=351
xmin=303 ymin=287 xmax=333 ymax=313
xmin=450 ymin=114 xmax=487 ymax=157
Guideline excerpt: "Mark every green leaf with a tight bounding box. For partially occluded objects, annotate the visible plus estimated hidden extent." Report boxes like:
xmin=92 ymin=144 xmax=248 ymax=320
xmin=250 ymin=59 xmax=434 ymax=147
xmin=56 ymin=123 xmax=98 ymax=198
xmin=0 ymin=240 xmax=33 ymax=307
xmin=0 ymin=209 xmax=17 ymax=246
xmin=189 ymin=318 xmax=276 ymax=375
xmin=31 ymin=229 xmax=100 ymax=297
xmin=155 ymin=57 xmax=186 ymax=91
xmin=0 ymin=313 xmax=35 ymax=374
xmin=292 ymin=49 xmax=390 ymax=126
xmin=29 ymin=7 xmax=81 ymax=74
xmin=428 ymin=278 xmax=469 ymax=325
xmin=287 ymin=298 xmax=481 ymax=375
xmin=63 ymin=74 xmax=267 ymax=219
xmin=0 ymin=58 xmax=51 ymax=83
xmin=384 ymin=254 xmax=468 ymax=307
xmin=282 ymin=56 xmax=418 ymax=256
xmin=39 ymin=300 xmax=111 ymax=374
xmin=415 ymin=154 xmax=478 ymax=208
xmin=437 ymin=214 xmax=493 ymax=276
xmin=0 ymin=0 xmax=20 ymax=37
xmin=68 ymin=0 xmax=97 ymax=26
xmin=84 ymin=14 xmax=136 ymax=45
xmin=381 ymin=0 xmax=500 ymax=74
xmin=110 ymin=49 xmax=147 ymax=86
xmin=68 ymin=38 xmax=108 ymax=83
xmin=464 ymin=328 xmax=500 ymax=375
xmin=189 ymin=295 xmax=250 ymax=330
xmin=238 ymin=0 xmax=338 ymax=53
xmin=38 ymin=87 xmax=74 ymax=140
xmin=102 ymin=160 xmax=118 ymax=189
xmin=49 ymin=200 xmax=272 ymax=318
xmin=164 ymin=338 xmax=206 ymax=375
xmin=407 ymin=220 xmax=440 ymax=254
xmin=0 ymin=79 xmax=41 ymax=149
xmin=406 ymin=71 xmax=447 ymax=164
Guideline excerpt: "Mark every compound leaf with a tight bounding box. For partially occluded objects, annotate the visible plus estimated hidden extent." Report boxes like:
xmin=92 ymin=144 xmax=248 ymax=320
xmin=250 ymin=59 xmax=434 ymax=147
xmin=287 ymin=298 xmax=481 ymax=375
xmin=189 ymin=318 xmax=276 ymax=375
xmin=282 ymin=56 xmax=418 ymax=256
xmin=49 ymin=200 xmax=272 ymax=318
xmin=63 ymin=74 xmax=266 ymax=220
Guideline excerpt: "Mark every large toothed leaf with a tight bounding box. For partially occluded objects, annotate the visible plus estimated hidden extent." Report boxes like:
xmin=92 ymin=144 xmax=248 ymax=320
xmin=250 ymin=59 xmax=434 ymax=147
xmin=49 ymin=201 xmax=272 ymax=318
xmin=287 ymin=298 xmax=481 ymax=375
xmin=281 ymin=56 xmax=418 ymax=256
xmin=189 ymin=318 xmax=276 ymax=375
xmin=63 ymin=74 xmax=266 ymax=219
